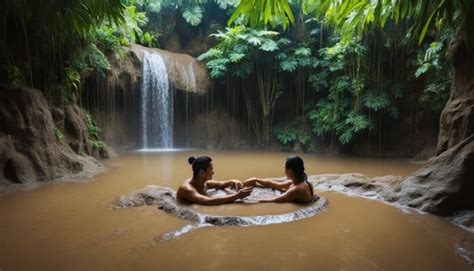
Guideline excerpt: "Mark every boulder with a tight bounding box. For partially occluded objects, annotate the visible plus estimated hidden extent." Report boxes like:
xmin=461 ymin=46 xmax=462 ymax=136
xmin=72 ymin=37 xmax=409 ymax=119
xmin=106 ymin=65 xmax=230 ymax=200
xmin=310 ymin=174 xmax=404 ymax=203
xmin=310 ymin=136 xmax=474 ymax=217
xmin=397 ymin=135 xmax=474 ymax=215
xmin=450 ymin=211 xmax=474 ymax=233
xmin=455 ymin=238 xmax=474 ymax=266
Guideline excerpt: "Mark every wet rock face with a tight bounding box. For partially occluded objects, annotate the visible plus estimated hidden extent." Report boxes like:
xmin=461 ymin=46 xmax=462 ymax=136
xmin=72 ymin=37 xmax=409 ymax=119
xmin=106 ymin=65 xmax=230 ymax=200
xmin=397 ymin=135 xmax=474 ymax=215
xmin=64 ymin=105 xmax=93 ymax=155
xmin=450 ymin=211 xmax=474 ymax=233
xmin=310 ymin=174 xmax=404 ymax=203
xmin=174 ymin=109 xmax=255 ymax=149
xmin=313 ymin=139 xmax=473 ymax=217
xmin=60 ymin=105 xmax=115 ymax=160
xmin=455 ymin=238 xmax=474 ymax=266
xmin=127 ymin=44 xmax=211 ymax=94
xmin=438 ymin=37 xmax=474 ymax=154
xmin=310 ymin=158 xmax=474 ymax=217
xmin=0 ymin=86 xmax=109 ymax=191
xmin=437 ymin=97 xmax=474 ymax=154
xmin=81 ymin=49 xmax=142 ymax=151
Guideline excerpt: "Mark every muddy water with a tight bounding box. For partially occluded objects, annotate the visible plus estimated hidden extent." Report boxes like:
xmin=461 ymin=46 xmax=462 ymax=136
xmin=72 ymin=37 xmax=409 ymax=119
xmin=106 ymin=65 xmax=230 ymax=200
xmin=0 ymin=150 xmax=472 ymax=271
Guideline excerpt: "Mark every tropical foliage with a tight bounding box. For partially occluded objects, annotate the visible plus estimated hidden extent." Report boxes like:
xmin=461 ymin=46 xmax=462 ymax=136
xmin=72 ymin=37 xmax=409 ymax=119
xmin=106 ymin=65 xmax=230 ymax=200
xmin=212 ymin=0 xmax=462 ymax=150
xmin=1 ymin=0 xmax=462 ymax=153
xmin=415 ymin=29 xmax=453 ymax=111
xmin=274 ymin=118 xmax=312 ymax=150
xmin=231 ymin=0 xmax=473 ymax=46
xmin=199 ymin=26 xmax=291 ymax=144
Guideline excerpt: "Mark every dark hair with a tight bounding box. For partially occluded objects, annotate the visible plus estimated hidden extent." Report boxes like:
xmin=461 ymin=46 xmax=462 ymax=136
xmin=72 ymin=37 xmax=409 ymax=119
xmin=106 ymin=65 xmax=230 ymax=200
xmin=188 ymin=156 xmax=212 ymax=176
xmin=285 ymin=155 xmax=307 ymax=183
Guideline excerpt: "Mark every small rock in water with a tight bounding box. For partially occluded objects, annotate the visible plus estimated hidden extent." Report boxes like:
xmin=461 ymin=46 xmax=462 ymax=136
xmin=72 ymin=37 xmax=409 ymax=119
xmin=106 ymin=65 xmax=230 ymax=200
xmin=450 ymin=211 xmax=474 ymax=233
xmin=455 ymin=238 xmax=474 ymax=266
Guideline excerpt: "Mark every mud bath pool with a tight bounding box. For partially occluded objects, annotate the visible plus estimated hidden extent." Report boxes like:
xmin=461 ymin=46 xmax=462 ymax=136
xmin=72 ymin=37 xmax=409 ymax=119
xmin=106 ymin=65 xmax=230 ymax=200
xmin=0 ymin=150 xmax=472 ymax=270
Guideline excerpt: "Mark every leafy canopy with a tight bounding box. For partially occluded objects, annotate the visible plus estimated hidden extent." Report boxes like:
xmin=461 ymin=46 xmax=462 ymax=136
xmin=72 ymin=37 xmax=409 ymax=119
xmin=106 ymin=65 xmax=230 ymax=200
xmin=230 ymin=0 xmax=474 ymax=46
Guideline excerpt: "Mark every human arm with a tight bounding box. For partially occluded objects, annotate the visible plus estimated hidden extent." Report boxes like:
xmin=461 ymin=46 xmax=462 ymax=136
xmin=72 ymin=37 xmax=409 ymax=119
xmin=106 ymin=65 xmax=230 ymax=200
xmin=206 ymin=179 xmax=243 ymax=190
xmin=244 ymin=178 xmax=292 ymax=191
xmin=177 ymin=186 xmax=252 ymax=206
xmin=258 ymin=187 xmax=299 ymax=203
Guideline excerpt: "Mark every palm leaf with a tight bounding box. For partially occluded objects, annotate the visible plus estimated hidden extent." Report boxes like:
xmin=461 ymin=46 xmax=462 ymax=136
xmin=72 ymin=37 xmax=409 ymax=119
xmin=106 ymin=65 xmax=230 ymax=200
xmin=182 ymin=6 xmax=203 ymax=26
xmin=259 ymin=39 xmax=279 ymax=51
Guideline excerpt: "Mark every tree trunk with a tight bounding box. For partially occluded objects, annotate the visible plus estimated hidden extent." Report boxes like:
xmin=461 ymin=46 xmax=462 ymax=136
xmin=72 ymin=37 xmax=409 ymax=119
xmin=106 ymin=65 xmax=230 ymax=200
xmin=437 ymin=30 xmax=474 ymax=154
xmin=398 ymin=30 xmax=474 ymax=215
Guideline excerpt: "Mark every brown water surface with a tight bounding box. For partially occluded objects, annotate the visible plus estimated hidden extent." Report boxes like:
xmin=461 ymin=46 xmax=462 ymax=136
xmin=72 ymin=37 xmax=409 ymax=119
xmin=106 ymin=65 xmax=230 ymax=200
xmin=0 ymin=150 xmax=472 ymax=270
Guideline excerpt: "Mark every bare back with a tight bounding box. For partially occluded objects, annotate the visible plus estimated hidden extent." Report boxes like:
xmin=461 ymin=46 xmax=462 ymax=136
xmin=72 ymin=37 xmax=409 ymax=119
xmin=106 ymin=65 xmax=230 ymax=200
xmin=256 ymin=179 xmax=314 ymax=203
xmin=289 ymin=181 xmax=313 ymax=203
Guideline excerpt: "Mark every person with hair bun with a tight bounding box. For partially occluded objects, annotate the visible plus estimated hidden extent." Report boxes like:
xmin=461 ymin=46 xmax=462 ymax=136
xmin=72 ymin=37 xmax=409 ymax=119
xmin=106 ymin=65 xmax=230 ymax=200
xmin=244 ymin=155 xmax=318 ymax=203
xmin=177 ymin=156 xmax=253 ymax=205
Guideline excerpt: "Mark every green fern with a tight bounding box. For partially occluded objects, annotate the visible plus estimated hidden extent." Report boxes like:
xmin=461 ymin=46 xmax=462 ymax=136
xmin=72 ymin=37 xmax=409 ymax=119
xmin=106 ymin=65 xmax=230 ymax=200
xmin=338 ymin=130 xmax=354 ymax=145
xmin=363 ymin=92 xmax=390 ymax=111
xmin=232 ymin=62 xmax=253 ymax=77
xmin=294 ymin=47 xmax=311 ymax=57
xmin=54 ymin=128 xmax=64 ymax=141
xmin=345 ymin=112 xmax=370 ymax=132
xmin=146 ymin=1 xmax=161 ymax=14
xmin=280 ymin=58 xmax=298 ymax=72
xmin=424 ymin=42 xmax=443 ymax=62
xmin=415 ymin=63 xmax=431 ymax=77
xmin=215 ymin=0 xmax=240 ymax=9
xmin=247 ymin=36 xmax=263 ymax=46
xmin=253 ymin=29 xmax=279 ymax=37
xmin=197 ymin=48 xmax=223 ymax=61
xmin=182 ymin=6 xmax=203 ymax=26
xmin=206 ymin=59 xmax=229 ymax=78
xmin=260 ymin=40 xmax=279 ymax=51
xmin=229 ymin=53 xmax=246 ymax=63
xmin=277 ymin=38 xmax=292 ymax=46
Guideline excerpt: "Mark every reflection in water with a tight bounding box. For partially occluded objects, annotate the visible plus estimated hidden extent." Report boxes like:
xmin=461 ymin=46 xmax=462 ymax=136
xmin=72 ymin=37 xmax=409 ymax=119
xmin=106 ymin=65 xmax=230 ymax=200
xmin=0 ymin=150 xmax=472 ymax=270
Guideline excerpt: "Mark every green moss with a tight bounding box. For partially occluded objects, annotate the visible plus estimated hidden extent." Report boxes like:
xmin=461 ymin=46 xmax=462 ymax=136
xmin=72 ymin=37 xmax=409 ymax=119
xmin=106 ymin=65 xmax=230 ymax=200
xmin=85 ymin=112 xmax=104 ymax=151
xmin=54 ymin=127 xmax=64 ymax=141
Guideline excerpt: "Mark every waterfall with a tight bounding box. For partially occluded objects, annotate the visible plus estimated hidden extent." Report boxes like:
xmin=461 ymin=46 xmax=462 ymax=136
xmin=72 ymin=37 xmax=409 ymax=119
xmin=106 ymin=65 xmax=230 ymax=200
xmin=141 ymin=51 xmax=173 ymax=149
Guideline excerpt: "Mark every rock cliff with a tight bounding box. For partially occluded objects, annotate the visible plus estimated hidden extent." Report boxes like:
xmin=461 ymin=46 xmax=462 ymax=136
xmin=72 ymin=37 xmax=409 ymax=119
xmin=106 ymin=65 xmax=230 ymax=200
xmin=0 ymin=86 xmax=114 ymax=191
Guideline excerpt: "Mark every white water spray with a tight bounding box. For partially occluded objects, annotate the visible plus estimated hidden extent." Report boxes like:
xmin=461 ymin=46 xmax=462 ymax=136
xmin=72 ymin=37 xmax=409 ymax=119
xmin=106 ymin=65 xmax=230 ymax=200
xmin=141 ymin=51 xmax=173 ymax=149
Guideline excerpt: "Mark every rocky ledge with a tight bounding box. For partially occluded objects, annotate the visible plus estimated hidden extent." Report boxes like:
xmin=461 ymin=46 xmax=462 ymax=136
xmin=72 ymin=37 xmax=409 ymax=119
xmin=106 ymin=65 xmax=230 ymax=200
xmin=306 ymin=133 xmax=473 ymax=229
xmin=0 ymin=86 xmax=115 ymax=192
xmin=114 ymin=185 xmax=328 ymax=242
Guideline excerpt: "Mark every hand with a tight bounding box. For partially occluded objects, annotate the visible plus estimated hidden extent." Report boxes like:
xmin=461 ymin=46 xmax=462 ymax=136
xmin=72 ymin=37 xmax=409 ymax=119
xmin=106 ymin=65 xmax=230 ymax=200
xmin=243 ymin=177 xmax=259 ymax=187
xmin=230 ymin=180 xmax=243 ymax=190
xmin=236 ymin=186 xmax=253 ymax=198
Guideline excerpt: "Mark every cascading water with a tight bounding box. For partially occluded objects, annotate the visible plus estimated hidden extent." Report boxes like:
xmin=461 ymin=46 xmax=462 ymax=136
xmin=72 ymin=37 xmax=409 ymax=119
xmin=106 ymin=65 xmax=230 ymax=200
xmin=141 ymin=51 xmax=173 ymax=150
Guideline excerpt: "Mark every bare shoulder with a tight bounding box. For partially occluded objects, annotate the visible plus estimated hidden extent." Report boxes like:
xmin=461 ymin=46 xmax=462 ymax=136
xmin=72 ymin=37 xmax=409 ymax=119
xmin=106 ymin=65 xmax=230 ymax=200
xmin=283 ymin=184 xmax=306 ymax=197
xmin=176 ymin=179 xmax=195 ymax=199
xmin=294 ymin=182 xmax=311 ymax=193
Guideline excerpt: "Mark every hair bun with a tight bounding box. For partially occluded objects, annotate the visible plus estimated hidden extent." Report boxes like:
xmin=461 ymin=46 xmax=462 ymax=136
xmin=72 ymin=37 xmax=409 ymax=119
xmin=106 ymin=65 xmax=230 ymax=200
xmin=188 ymin=156 xmax=196 ymax=165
